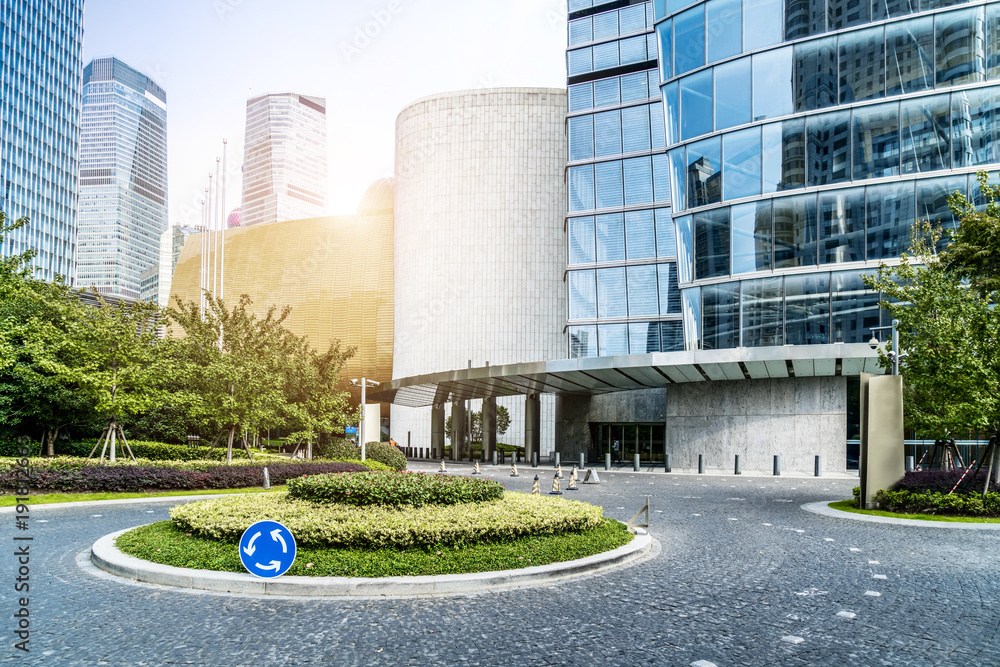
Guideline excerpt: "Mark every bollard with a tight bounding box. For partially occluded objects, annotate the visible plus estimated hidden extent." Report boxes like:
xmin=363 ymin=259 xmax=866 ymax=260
xmin=531 ymin=475 xmax=540 ymax=494
xmin=773 ymin=455 xmax=781 ymax=476
xmin=698 ymin=454 xmax=705 ymax=474
xmin=905 ymin=455 xmax=914 ymax=472
xmin=554 ymin=452 xmax=561 ymax=469
xmin=532 ymin=452 xmax=538 ymax=468
xmin=493 ymin=451 xmax=498 ymax=466
xmin=579 ymin=452 xmax=585 ymax=470
xmin=549 ymin=473 xmax=562 ymax=495
xmin=605 ymin=453 xmax=611 ymax=471
xmin=665 ymin=453 xmax=671 ymax=473
xmin=263 ymin=467 xmax=270 ymax=490
xmin=634 ymin=453 xmax=640 ymax=471
xmin=814 ymin=455 xmax=822 ymax=477
xmin=472 ymin=460 xmax=481 ymax=475
xmin=734 ymin=455 xmax=742 ymax=475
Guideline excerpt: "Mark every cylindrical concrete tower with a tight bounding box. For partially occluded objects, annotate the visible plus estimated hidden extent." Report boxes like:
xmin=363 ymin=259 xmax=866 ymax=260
xmin=390 ymin=88 xmax=568 ymax=453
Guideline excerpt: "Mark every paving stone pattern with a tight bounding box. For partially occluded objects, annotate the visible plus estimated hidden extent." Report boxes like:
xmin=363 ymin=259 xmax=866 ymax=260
xmin=5 ymin=462 xmax=1000 ymax=666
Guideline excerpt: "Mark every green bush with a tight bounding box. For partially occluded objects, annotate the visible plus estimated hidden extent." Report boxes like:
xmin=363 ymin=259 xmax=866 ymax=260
xmin=0 ymin=455 xmax=392 ymax=472
xmin=873 ymin=488 xmax=1000 ymax=516
xmin=314 ymin=437 xmax=359 ymax=460
xmin=288 ymin=471 xmax=503 ymax=507
xmin=170 ymin=492 xmax=605 ymax=548
xmin=363 ymin=441 xmax=406 ymax=470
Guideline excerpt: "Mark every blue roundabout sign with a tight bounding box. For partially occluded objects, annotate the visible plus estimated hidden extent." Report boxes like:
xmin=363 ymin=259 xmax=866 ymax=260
xmin=238 ymin=520 xmax=296 ymax=578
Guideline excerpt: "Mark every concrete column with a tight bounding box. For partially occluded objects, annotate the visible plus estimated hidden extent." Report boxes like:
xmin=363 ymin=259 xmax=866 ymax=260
xmin=483 ymin=396 xmax=497 ymax=461
xmin=524 ymin=393 xmax=540 ymax=466
xmin=451 ymin=401 xmax=466 ymax=461
xmin=431 ymin=404 xmax=445 ymax=459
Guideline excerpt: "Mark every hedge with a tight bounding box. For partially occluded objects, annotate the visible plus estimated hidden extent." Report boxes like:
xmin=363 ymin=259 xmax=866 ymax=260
xmin=873 ymin=488 xmax=1000 ymax=517
xmin=0 ymin=456 xmax=393 ymax=473
xmin=287 ymin=471 xmax=504 ymax=507
xmin=890 ymin=469 xmax=1000 ymax=495
xmin=313 ymin=439 xmax=406 ymax=470
xmin=0 ymin=461 xmax=371 ymax=494
xmin=0 ymin=439 xmax=271 ymax=461
xmin=170 ymin=492 xmax=605 ymax=548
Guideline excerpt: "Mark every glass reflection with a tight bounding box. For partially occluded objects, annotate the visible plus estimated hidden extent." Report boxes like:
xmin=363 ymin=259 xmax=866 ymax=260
xmin=569 ymin=270 xmax=597 ymax=319
xmin=785 ymin=0 xmax=825 ymax=40
xmin=669 ymin=148 xmax=687 ymax=211
xmin=723 ymin=127 xmax=762 ymax=200
xmin=807 ymin=110 xmax=851 ymax=186
xmin=839 ymin=26 xmax=885 ymax=104
xmin=624 ymin=157 xmax=654 ymax=205
xmin=715 ymin=58 xmax=752 ymax=131
xmin=594 ymin=77 xmax=621 ymax=108
xmin=627 ymin=265 xmax=660 ymax=317
xmin=569 ymin=165 xmax=594 ymax=212
xmin=989 ymin=4 xmax=1000 ymax=79
xmin=795 ymin=37 xmax=838 ymax=112
xmin=773 ymin=193 xmax=818 ymax=268
xmin=626 ymin=210 xmax=656 ymax=260
xmin=819 ymin=188 xmax=866 ymax=264
xmin=745 ymin=0 xmax=783 ymax=51
xmin=629 ymin=322 xmax=662 ymax=354
xmin=936 ymin=7 xmax=985 ymax=88
xmin=732 ymin=201 xmax=773 ymax=274
xmin=686 ymin=136 xmax=722 ymax=208
xmin=852 ymin=102 xmax=900 ymax=180
xmin=595 ymin=161 xmax=624 ymax=209
xmin=682 ymin=287 xmax=702 ymax=350
xmin=742 ymin=276 xmax=783 ymax=346
xmin=595 ymin=110 xmax=622 ymax=157
xmin=657 ymin=21 xmax=673 ymax=82
xmin=680 ymin=69 xmax=713 ymax=141
xmin=886 ymin=16 xmax=934 ymax=96
xmin=663 ymin=82 xmax=680 ymax=146
xmin=597 ymin=267 xmax=627 ymax=318
xmin=916 ymin=175 xmax=966 ymax=250
xmin=901 ymin=93 xmax=950 ymax=173
xmin=596 ymin=213 xmax=625 ymax=262
xmin=753 ymin=48 xmax=794 ymax=121
xmin=569 ymin=115 xmax=594 ymax=161
xmin=620 ymin=35 xmax=647 ymax=65
xmin=828 ymin=0 xmax=870 ymax=30
xmin=570 ymin=325 xmax=598 ymax=358
xmin=656 ymin=209 xmax=677 ymax=257
xmin=866 ymin=181 xmax=916 ymax=260
xmin=622 ymin=106 xmax=651 ymax=154
xmin=762 ymin=119 xmax=806 ymax=192
xmin=694 ymin=207 xmax=731 ymax=279
xmin=952 ymin=87 xmax=1000 ymax=168
xmin=676 ymin=214 xmax=694 ymax=283
xmin=702 ymin=282 xmax=740 ymax=350
xmin=569 ymin=83 xmax=593 ymax=112
xmin=658 ymin=264 xmax=672 ymax=314
xmin=661 ymin=321 xmax=684 ymax=351
xmin=784 ymin=273 xmax=830 ymax=345
xmin=706 ymin=0 xmax=742 ymax=63
xmin=653 ymin=153 xmax=672 ymax=203
xmin=593 ymin=41 xmax=620 ymax=71
xmin=651 ymin=101 xmax=666 ymax=149
xmin=674 ymin=5 xmax=706 ymax=75
xmin=598 ymin=323 xmax=629 ymax=356
xmin=569 ymin=216 xmax=596 ymax=265
xmin=831 ymin=270 xmax=880 ymax=344
xmin=593 ymin=10 xmax=619 ymax=41
xmin=872 ymin=0 xmax=916 ymax=22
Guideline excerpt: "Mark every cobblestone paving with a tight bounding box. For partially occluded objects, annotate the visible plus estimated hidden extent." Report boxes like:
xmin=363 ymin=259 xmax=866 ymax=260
xmin=4 ymin=463 xmax=1000 ymax=666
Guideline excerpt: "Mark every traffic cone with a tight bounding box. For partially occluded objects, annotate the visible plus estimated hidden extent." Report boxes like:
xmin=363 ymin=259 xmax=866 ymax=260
xmin=531 ymin=475 xmax=540 ymax=494
xmin=555 ymin=464 xmax=563 ymax=479
xmin=472 ymin=460 xmax=481 ymax=475
xmin=549 ymin=473 xmax=562 ymax=495
xmin=567 ymin=466 xmax=579 ymax=491
xmin=510 ymin=462 xmax=519 ymax=477
xmin=438 ymin=459 xmax=447 ymax=474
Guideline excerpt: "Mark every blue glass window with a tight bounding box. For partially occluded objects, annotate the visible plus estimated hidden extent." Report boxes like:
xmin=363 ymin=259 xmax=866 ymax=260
xmin=621 ymin=72 xmax=649 ymax=103
xmin=596 ymin=213 xmax=625 ymax=261
xmin=714 ymin=58 xmax=751 ymax=131
xmin=731 ymin=201 xmax=773 ymax=273
xmin=654 ymin=0 xmax=668 ymax=21
xmin=762 ymin=119 xmax=806 ymax=193
xmin=828 ymin=0 xmax=870 ymax=30
xmin=936 ymin=7 xmax=985 ymax=87
xmin=852 ymin=102 xmax=899 ymax=180
xmin=650 ymin=102 xmax=666 ymax=148
xmin=620 ymin=4 xmax=646 ymax=34
xmin=723 ymin=127 xmax=762 ymax=201
xmin=674 ymin=6 xmax=706 ymax=75
xmin=569 ymin=48 xmax=593 ymax=76
xmin=784 ymin=273 xmax=830 ymax=345
xmin=795 ymin=37 xmax=838 ymax=112
xmin=658 ymin=264 xmax=673 ymax=314
xmin=661 ymin=320 xmax=685 ymax=351
xmin=656 ymin=209 xmax=677 ymax=257
xmin=839 ymin=26 xmax=884 ymax=104
xmin=831 ymin=270 xmax=880 ymax=344
xmin=866 ymin=181 xmax=915 ymax=260
xmin=594 ymin=10 xmax=620 ymax=41
xmin=872 ymin=0 xmax=915 ymax=21
xmin=744 ymin=0 xmax=783 ymax=51
xmin=663 ymin=82 xmax=680 ymax=146
xmin=595 ymin=110 xmax=622 ymax=157
xmin=807 ymin=110 xmax=851 ymax=186
xmin=652 ymin=153 xmax=672 ymax=203
xmin=569 ymin=115 xmax=594 ymax=161
xmin=569 ymin=83 xmax=594 ymax=112
xmin=989 ymin=3 xmax=1000 ymax=79
xmin=569 ymin=165 xmax=595 ymax=212
xmin=627 ymin=265 xmax=660 ymax=316
xmin=570 ymin=325 xmax=598 ymax=358
xmin=626 ymin=210 xmax=657 ymax=260
xmin=620 ymin=35 xmax=648 ymax=65
xmin=742 ymin=276 xmax=783 ymax=346
xmin=657 ymin=20 xmax=673 ymax=82
xmin=916 ymin=175 xmax=966 ymax=250
xmin=669 ymin=0 xmax=700 ymax=15
xmin=694 ymin=207 xmax=731 ymax=279
xmin=629 ymin=322 xmax=662 ymax=354
xmin=680 ymin=69 xmax=713 ymax=141
xmin=702 ymin=282 xmax=740 ymax=349
xmin=682 ymin=287 xmax=702 ymax=350
xmin=818 ymin=187 xmax=865 ymax=264
xmin=952 ymin=87 xmax=1000 ymax=169
xmin=624 ymin=157 xmax=654 ymax=205
xmin=886 ymin=16 xmax=933 ymax=96
xmin=675 ymin=214 xmax=694 ymax=283
xmin=669 ymin=148 xmax=687 ymax=210
xmin=706 ymin=0 xmax=742 ymax=63
xmin=752 ymin=47 xmax=793 ymax=121
xmin=597 ymin=267 xmax=628 ymax=317
xmin=622 ymin=105 xmax=651 ymax=153
xmin=901 ymin=93 xmax=949 ymax=173
xmin=594 ymin=77 xmax=621 ymax=108
xmin=598 ymin=324 xmax=629 ymax=356
xmin=569 ymin=270 xmax=597 ymax=319
xmin=595 ymin=161 xmax=624 ymax=209
xmin=569 ymin=18 xmax=594 ymax=46
xmin=686 ymin=136 xmax=722 ymax=208
xmin=773 ymin=193 xmax=818 ymax=268
xmin=785 ymin=0 xmax=825 ymax=40
xmin=569 ymin=216 xmax=596 ymax=264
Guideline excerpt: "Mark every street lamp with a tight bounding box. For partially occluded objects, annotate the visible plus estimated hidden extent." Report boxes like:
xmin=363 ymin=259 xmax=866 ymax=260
xmin=869 ymin=320 xmax=907 ymax=376
xmin=350 ymin=378 xmax=380 ymax=461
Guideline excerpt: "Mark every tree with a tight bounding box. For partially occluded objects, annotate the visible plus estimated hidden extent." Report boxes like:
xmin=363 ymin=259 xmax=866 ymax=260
xmin=941 ymin=172 xmax=1000 ymax=297
xmin=445 ymin=404 xmax=511 ymax=443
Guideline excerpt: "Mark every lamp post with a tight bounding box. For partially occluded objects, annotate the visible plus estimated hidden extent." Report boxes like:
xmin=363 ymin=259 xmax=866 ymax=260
xmin=350 ymin=378 xmax=380 ymax=461
xmin=869 ymin=320 xmax=905 ymax=375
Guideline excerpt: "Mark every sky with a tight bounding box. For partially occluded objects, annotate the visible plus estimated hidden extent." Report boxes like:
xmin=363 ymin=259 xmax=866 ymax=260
xmin=81 ymin=0 xmax=568 ymax=224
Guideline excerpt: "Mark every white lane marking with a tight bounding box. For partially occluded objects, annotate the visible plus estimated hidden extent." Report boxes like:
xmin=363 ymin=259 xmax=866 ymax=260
xmin=145 ymin=510 xmax=155 ymax=513
xmin=850 ymin=548 xmax=861 ymax=552
xmin=91 ymin=514 xmax=102 ymax=518
xmin=763 ymin=523 xmax=772 ymax=526
xmin=836 ymin=611 xmax=857 ymax=619
xmin=691 ymin=661 xmax=718 ymax=667
xmin=728 ymin=518 xmax=738 ymax=521
xmin=873 ymin=574 xmax=887 ymax=580
xmin=781 ymin=636 xmax=805 ymax=645
xmin=824 ymin=538 xmax=835 ymax=542
xmin=692 ymin=513 xmax=701 ymax=516
xmin=864 ymin=591 xmax=882 ymax=597
xmin=868 ymin=560 xmax=879 ymax=565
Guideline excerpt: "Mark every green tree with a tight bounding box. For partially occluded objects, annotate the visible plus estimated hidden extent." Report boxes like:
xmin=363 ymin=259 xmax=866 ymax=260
xmin=445 ymin=404 xmax=511 ymax=443
xmin=940 ymin=172 xmax=1000 ymax=296
xmin=280 ymin=335 xmax=356 ymax=456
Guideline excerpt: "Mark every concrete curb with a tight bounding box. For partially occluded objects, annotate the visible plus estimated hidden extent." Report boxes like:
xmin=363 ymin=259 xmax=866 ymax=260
xmin=0 ymin=492 xmax=253 ymax=513
xmin=802 ymin=500 xmax=1000 ymax=530
xmin=91 ymin=526 xmax=653 ymax=597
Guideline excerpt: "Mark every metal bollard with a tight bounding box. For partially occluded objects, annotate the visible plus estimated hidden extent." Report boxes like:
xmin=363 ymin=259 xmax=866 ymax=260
xmin=698 ymin=454 xmax=705 ymax=474
xmin=493 ymin=451 xmax=498 ymax=466
xmin=734 ymin=454 xmax=742 ymax=475
xmin=263 ymin=467 xmax=270 ymax=490
xmin=554 ymin=452 xmax=561 ymax=469
xmin=532 ymin=452 xmax=538 ymax=467
xmin=664 ymin=453 xmax=671 ymax=473
xmin=905 ymin=455 xmax=914 ymax=472
xmin=634 ymin=453 xmax=640 ymax=471
xmin=814 ymin=455 xmax=822 ymax=477
xmin=605 ymin=453 xmax=611 ymax=471
xmin=579 ymin=452 xmax=585 ymax=470
xmin=773 ymin=455 xmax=781 ymax=476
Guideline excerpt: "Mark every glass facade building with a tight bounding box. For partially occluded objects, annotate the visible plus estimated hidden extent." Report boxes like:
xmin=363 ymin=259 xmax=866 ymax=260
xmin=653 ymin=0 xmax=1000 ymax=351
xmin=0 ymin=0 xmax=84 ymax=283
xmin=567 ymin=0 xmax=681 ymax=358
xmin=76 ymin=57 xmax=168 ymax=300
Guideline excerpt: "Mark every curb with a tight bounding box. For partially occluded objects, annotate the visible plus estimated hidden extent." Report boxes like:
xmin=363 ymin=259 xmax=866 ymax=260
xmin=0 ymin=492 xmax=254 ymax=513
xmin=91 ymin=526 xmax=653 ymax=597
xmin=802 ymin=500 xmax=1000 ymax=530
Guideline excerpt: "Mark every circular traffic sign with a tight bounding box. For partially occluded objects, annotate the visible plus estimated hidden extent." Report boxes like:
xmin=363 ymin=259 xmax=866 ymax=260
xmin=238 ymin=520 xmax=297 ymax=578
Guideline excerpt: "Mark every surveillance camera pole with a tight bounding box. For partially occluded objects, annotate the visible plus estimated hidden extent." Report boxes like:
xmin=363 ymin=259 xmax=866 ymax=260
xmin=870 ymin=320 xmax=901 ymax=375
xmin=351 ymin=378 xmax=380 ymax=461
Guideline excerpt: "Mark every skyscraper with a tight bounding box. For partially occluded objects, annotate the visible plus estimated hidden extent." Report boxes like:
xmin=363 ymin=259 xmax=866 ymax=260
xmin=240 ymin=93 xmax=328 ymax=227
xmin=76 ymin=57 xmax=168 ymax=300
xmin=0 ymin=0 xmax=85 ymax=283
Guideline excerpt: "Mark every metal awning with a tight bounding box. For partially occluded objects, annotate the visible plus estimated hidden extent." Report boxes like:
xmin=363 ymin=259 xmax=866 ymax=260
xmin=370 ymin=344 xmax=885 ymax=407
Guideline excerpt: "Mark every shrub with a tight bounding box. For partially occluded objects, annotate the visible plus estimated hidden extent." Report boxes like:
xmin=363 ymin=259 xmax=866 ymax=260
xmin=314 ymin=437 xmax=360 ymax=460
xmin=874 ymin=488 xmax=1000 ymax=517
xmin=891 ymin=469 xmax=1000 ymax=495
xmin=363 ymin=441 xmax=406 ymax=470
xmin=288 ymin=471 xmax=504 ymax=507
xmin=170 ymin=492 xmax=605 ymax=548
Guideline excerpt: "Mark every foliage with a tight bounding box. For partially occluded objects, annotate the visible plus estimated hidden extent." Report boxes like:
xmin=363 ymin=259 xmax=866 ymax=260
xmin=940 ymin=172 xmax=1000 ymax=297
xmin=0 ymin=439 xmax=258 ymax=461
xmin=445 ymin=405 xmax=511 ymax=443
xmin=116 ymin=518 xmax=633 ymax=578
xmin=287 ymin=471 xmax=504 ymax=507
xmin=0 ymin=486 xmax=285 ymax=507
xmin=315 ymin=437 xmax=360 ymax=460
xmin=363 ymin=441 xmax=407 ymax=470
xmin=170 ymin=492 xmax=606 ymax=548
xmin=873 ymin=488 xmax=1000 ymax=516
xmin=891 ymin=469 xmax=1000 ymax=495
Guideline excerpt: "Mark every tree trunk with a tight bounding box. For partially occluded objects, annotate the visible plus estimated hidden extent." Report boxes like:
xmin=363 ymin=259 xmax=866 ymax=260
xmin=226 ymin=426 xmax=235 ymax=465
xmin=44 ymin=427 xmax=59 ymax=458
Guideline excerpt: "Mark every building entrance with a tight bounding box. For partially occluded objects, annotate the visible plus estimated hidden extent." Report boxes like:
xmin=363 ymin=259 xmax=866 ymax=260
xmin=590 ymin=423 xmax=665 ymax=464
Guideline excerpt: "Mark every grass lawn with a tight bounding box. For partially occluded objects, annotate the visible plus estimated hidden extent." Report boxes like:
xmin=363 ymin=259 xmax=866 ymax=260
xmin=115 ymin=518 xmax=634 ymax=577
xmin=1 ymin=486 xmax=286 ymax=507
xmin=829 ymin=499 xmax=1000 ymax=523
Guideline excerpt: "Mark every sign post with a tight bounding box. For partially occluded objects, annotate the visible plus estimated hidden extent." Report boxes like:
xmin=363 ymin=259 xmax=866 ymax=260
xmin=238 ymin=520 xmax=296 ymax=578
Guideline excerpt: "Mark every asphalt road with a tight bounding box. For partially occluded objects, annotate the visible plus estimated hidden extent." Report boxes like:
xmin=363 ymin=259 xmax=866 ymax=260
xmin=3 ymin=463 xmax=999 ymax=666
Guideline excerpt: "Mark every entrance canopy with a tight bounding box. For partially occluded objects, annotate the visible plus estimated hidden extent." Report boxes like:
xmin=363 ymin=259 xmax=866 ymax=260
xmin=370 ymin=344 xmax=884 ymax=407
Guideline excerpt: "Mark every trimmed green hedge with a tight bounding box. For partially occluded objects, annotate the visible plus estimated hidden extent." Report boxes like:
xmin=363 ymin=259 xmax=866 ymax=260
xmin=873 ymin=488 xmax=1000 ymax=517
xmin=170 ymin=492 xmax=605 ymax=548
xmin=287 ymin=471 xmax=503 ymax=507
xmin=0 ymin=439 xmax=269 ymax=461
xmin=363 ymin=441 xmax=406 ymax=470
xmin=0 ymin=455 xmax=390 ymax=472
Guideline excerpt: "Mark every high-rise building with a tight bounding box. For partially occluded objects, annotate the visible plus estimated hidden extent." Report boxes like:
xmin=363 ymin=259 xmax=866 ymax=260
xmin=76 ymin=57 xmax=168 ymax=300
xmin=240 ymin=93 xmax=328 ymax=227
xmin=0 ymin=0 xmax=85 ymax=283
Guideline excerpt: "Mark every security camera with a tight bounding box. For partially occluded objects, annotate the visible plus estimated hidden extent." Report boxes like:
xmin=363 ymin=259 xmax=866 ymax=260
xmin=868 ymin=336 xmax=879 ymax=350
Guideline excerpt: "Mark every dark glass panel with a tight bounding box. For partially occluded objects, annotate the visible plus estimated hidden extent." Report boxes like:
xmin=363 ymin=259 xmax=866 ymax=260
xmin=741 ymin=276 xmax=783 ymax=346
xmin=680 ymin=69 xmax=714 ymax=141
xmin=686 ymin=136 xmax=722 ymax=208
xmin=951 ymin=87 xmax=1000 ymax=169
xmin=722 ymin=127 xmax=762 ymax=200
xmin=731 ymin=201 xmax=773 ymax=273
xmin=773 ymin=193 xmax=818 ymax=268
xmin=569 ymin=325 xmax=598 ymax=358
xmin=785 ymin=0 xmax=825 ymax=40
xmin=915 ymin=175 xmax=966 ymax=250
xmin=871 ymin=0 xmax=916 ymax=22
xmin=806 ymin=110 xmax=851 ymax=186
xmin=900 ymin=93 xmax=950 ymax=174
xmin=831 ymin=270 xmax=880 ymax=344
xmin=818 ymin=187 xmax=866 ymax=264
xmin=828 ymin=0 xmax=870 ymax=30
xmin=674 ymin=5 xmax=706 ymax=75
xmin=660 ymin=320 xmax=684 ymax=351
xmin=936 ymin=7 xmax=986 ymax=88
xmin=839 ymin=26 xmax=885 ymax=104
xmin=866 ymin=181 xmax=916 ymax=260
xmin=629 ymin=322 xmax=662 ymax=354
xmin=795 ymin=37 xmax=838 ymax=112
xmin=886 ymin=16 xmax=934 ymax=96
xmin=762 ymin=119 xmax=806 ymax=192
xmin=784 ymin=273 xmax=831 ymax=345
xmin=668 ymin=264 xmax=681 ymax=313
xmin=694 ymin=207 xmax=731 ymax=279
xmin=852 ymin=102 xmax=900 ymax=180
xmin=702 ymin=282 xmax=740 ymax=350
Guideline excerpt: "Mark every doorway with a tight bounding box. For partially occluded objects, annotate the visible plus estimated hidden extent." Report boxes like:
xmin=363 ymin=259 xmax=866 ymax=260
xmin=590 ymin=423 xmax=665 ymax=464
